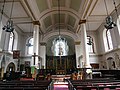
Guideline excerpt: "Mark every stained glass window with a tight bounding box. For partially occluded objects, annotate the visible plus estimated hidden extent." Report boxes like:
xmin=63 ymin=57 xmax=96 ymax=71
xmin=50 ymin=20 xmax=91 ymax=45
xmin=52 ymin=37 xmax=69 ymax=56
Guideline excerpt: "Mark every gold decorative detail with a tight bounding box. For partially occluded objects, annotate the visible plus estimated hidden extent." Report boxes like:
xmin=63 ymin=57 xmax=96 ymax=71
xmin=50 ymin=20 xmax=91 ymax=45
xmin=75 ymin=41 xmax=81 ymax=45
xmin=79 ymin=20 xmax=86 ymax=25
xmin=33 ymin=21 xmax=40 ymax=25
xmin=40 ymin=42 xmax=46 ymax=46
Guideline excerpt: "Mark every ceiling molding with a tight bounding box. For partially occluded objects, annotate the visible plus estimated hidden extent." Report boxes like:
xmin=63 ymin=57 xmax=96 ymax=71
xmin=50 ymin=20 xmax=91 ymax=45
xmin=0 ymin=0 xmax=19 ymax=3
xmin=39 ymin=8 xmax=79 ymax=20
xmin=65 ymin=13 xmax=68 ymax=25
xmin=22 ymin=0 xmax=36 ymax=20
xmin=51 ymin=14 xmax=55 ymax=30
xmin=89 ymin=0 xmax=98 ymax=16
xmin=65 ymin=0 xmax=71 ymax=8
xmin=19 ymin=1 xmax=30 ymax=18
xmin=78 ymin=0 xmax=87 ymax=14
xmin=47 ymin=0 xmax=52 ymax=9
xmin=15 ymin=25 xmax=24 ymax=33
xmin=83 ymin=0 xmax=93 ymax=19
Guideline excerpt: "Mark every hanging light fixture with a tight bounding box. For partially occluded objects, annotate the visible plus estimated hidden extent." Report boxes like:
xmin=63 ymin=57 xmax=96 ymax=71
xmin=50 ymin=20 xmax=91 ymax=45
xmin=86 ymin=19 xmax=93 ymax=45
xmin=0 ymin=0 xmax=6 ymax=23
xmin=2 ymin=0 xmax=14 ymax=32
xmin=104 ymin=0 xmax=116 ymax=30
xmin=57 ymin=0 xmax=63 ymax=56
xmin=113 ymin=0 xmax=119 ymax=17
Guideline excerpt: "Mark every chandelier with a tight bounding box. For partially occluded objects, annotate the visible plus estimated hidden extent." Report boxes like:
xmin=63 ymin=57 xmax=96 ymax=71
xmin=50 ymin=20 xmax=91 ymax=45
xmin=57 ymin=0 xmax=62 ymax=56
xmin=2 ymin=0 xmax=14 ymax=32
xmin=104 ymin=0 xmax=116 ymax=30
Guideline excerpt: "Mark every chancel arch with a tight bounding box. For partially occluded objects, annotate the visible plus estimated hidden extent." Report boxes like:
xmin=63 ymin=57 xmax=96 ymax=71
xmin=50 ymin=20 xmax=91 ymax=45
xmin=42 ymin=30 xmax=79 ymax=42
xmin=46 ymin=35 xmax=76 ymax=74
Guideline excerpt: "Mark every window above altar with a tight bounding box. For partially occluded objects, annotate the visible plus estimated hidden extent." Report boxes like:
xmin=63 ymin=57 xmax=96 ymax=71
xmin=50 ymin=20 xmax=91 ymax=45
xmin=52 ymin=37 xmax=69 ymax=56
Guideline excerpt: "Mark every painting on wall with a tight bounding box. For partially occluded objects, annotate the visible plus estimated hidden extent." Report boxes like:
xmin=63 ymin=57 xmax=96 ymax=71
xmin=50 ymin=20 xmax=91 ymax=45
xmin=25 ymin=61 xmax=30 ymax=67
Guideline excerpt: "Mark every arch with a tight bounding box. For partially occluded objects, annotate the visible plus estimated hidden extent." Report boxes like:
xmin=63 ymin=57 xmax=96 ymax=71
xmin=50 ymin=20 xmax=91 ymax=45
xmin=13 ymin=30 xmax=18 ymax=50
xmin=39 ymin=8 xmax=79 ymax=21
xmin=6 ymin=62 xmax=15 ymax=72
xmin=8 ymin=32 xmax=14 ymax=51
xmin=26 ymin=37 xmax=33 ymax=55
xmin=8 ymin=30 xmax=18 ymax=52
xmin=117 ymin=15 xmax=120 ymax=35
xmin=103 ymin=29 xmax=113 ymax=52
xmin=107 ymin=57 xmax=113 ymax=60
xmin=44 ymin=23 xmax=75 ymax=32
xmin=107 ymin=57 xmax=116 ymax=69
xmin=42 ymin=30 xmax=79 ymax=42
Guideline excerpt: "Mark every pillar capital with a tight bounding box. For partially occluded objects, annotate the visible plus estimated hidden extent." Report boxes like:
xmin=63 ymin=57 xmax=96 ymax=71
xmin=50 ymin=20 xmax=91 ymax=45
xmin=75 ymin=41 xmax=81 ymax=45
xmin=40 ymin=42 xmax=46 ymax=46
xmin=33 ymin=21 xmax=40 ymax=26
xmin=79 ymin=19 xmax=86 ymax=25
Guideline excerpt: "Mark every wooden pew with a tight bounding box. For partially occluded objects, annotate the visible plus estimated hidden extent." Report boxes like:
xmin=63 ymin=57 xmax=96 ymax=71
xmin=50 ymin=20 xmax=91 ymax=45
xmin=68 ymin=79 xmax=120 ymax=90
xmin=0 ymin=80 xmax=52 ymax=90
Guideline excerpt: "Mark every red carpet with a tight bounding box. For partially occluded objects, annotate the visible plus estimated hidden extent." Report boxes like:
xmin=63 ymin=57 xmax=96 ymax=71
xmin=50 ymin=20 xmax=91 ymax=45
xmin=54 ymin=84 xmax=68 ymax=90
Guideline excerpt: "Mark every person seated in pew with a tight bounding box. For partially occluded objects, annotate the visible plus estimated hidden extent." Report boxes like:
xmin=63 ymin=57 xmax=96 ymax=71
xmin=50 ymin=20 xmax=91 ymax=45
xmin=71 ymin=72 xmax=78 ymax=80
xmin=77 ymin=71 xmax=83 ymax=80
xmin=45 ymin=73 xmax=51 ymax=80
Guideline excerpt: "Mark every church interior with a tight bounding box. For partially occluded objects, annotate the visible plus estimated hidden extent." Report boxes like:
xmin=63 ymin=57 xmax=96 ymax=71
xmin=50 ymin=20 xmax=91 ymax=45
xmin=0 ymin=0 xmax=120 ymax=90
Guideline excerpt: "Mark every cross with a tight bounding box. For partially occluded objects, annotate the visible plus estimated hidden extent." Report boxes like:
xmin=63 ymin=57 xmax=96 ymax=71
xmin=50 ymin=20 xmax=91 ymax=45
xmin=32 ymin=53 xmax=38 ymax=65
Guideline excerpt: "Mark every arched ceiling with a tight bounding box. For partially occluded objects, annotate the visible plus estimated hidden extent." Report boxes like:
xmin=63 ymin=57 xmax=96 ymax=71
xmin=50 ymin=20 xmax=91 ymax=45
xmin=0 ymin=0 xmax=120 ymax=34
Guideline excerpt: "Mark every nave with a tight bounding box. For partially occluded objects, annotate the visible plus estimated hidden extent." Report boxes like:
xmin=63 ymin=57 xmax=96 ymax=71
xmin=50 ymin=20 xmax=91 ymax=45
xmin=1 ymin=75 xmax=120 ymax=90
xmin=1 ymin=69 xmax=120 ymax=90
xmin=0 ymin=0 xmax=120 ymax=89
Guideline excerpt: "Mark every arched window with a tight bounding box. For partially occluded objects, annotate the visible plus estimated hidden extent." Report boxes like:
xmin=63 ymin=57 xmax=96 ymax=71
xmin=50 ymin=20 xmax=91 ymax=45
xmin=106 ymin=29 xmax=113 ymax=50
xmin=87 ymin=36 xmax=94 ymax=53
xmin=8 ymin=32 xmax=14 ymax=51
xmin=103 ymin=29 xmax=113 ymax=51
xmin=117 ymin=15 xmax=120 ymax=34
xmin=52 ymin=37 xmax=69 ymax=56
xmin=27 ymin=38 xmax=33 ymax=55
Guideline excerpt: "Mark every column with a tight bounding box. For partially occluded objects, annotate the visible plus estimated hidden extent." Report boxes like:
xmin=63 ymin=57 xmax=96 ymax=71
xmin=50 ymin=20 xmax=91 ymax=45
xmin=80 ymin=20 xmax=92 ymax=79
xmin=32 ymin=21 xmax=40 ymax=68
xmin=80 ymin=20 xmax=91 ymax=68
xmin=0 ymin=21 xmax=3 ymax=51
xmin=40 ymin=42 xmax=46 ymax=69
xmin=75 ymin=41 xmax=81 ymax=68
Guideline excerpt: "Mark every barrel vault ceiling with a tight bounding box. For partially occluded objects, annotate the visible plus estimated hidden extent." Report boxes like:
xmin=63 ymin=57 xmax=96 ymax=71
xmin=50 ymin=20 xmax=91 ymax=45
xmin=0 ymin=0 xmax=120 ymax=34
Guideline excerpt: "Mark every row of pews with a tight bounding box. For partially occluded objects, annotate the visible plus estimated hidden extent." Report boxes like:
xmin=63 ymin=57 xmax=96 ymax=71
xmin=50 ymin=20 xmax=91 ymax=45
xmin=68 ymin=79 xmax=120 ymax=90
xmin=0 ymin=80 xmax=52 ymax=90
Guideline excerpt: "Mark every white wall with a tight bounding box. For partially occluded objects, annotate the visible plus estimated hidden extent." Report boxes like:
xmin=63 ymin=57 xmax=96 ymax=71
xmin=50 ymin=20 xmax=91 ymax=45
xmin=95 ymin=4 xmax=120 ymax=69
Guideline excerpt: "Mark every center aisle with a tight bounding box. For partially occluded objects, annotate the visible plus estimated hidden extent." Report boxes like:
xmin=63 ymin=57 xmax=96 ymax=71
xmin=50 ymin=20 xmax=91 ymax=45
xmin=53 ymin=81 xmax=69 ymax=90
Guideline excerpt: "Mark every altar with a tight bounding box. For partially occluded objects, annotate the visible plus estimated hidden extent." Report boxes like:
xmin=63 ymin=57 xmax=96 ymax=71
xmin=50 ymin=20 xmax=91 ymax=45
xmin=56 ymin=70 xmax=65 ymax=75
xmin=51 ymin=75 xmax=71 ymax=81
xmin=46 ymin=55 xmax=76 ymax=75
